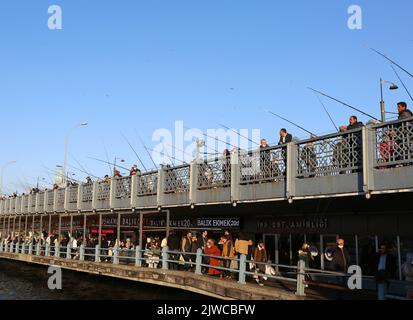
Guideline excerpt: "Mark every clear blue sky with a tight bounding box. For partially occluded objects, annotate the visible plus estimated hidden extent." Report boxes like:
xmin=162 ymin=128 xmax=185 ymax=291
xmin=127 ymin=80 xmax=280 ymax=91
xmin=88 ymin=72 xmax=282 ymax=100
xmin=1 ymin=0 xmax=412 ymax=193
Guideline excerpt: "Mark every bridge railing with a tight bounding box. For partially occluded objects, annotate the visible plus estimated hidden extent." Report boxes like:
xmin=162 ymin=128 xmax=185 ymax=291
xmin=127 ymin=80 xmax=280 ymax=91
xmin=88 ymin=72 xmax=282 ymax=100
xmin=197 ymin=156 xmax=231 ymax=189
xmin=373 ymin=117 xmax=413 ymax=168
xmin=112 ymin=176 xmax=132 ymax=209
xmin=1 ymin=118 xmax=413 ymax=214
xmin=296 ymin=128 xmax=363 ymax=178
xmin=65 ymin=185 xmax=79 ymax=212
xmin=137 ymin=171 xmax=158 ymax=197
xmin=45 ymin=190 xmax=55 ymax=212
xmin=239 ymin=146 xmax=286 ymax=185
xmin=164 ymin=165 xmax=190 ymax=194
xmin=36 ymin=192 xmax=45 ymax=213
xmin=80 ymin=183 xmax=93 ymax=211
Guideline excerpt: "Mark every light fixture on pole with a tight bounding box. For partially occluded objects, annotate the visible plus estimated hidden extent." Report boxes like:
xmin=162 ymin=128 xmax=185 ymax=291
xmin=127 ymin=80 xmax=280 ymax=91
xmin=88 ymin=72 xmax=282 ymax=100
xmin=113 ymin=157 xmax=125 ymax=173
xmin=380 ymin=79 xmax=399 ymax=122
xmin=0 ymin=161 xmax=17 ymax=196
xmin=63 ymin=122 xmax=88 ymax=186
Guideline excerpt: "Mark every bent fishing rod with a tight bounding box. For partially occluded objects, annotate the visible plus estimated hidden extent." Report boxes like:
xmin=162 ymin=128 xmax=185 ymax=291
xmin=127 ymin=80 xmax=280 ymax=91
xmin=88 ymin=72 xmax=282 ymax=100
xmin=144 ymin=145 xmax=189 ymax=166
xmin=312 ymin=92 xmax=339 ymax=131
xmin=390 ymin=64 xmax=413 ymax=103
xmin=371 ymin=48 xmax=413 ymax=79
xmin=121 ymin=133 xmax=148 ymax=172
xmin=266 ymin=110 xmax=318 ymax=137
xmin=88 ymin=157 xmax=130 ymax=173
xmin=307 ymin=87 xmax=380 ymax=122
xmin=135 ymin=130 xmax=159 ymax=170
xmin=182 ymin=125 xmax=239 ymax=151
xmin=217 ymin=123 xmax=260 ymax=146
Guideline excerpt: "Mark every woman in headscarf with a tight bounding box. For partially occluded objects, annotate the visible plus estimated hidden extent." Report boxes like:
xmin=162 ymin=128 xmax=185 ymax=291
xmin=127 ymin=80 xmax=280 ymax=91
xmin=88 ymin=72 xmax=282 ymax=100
xmin=204 ymin=239 xmax=221 ymax=277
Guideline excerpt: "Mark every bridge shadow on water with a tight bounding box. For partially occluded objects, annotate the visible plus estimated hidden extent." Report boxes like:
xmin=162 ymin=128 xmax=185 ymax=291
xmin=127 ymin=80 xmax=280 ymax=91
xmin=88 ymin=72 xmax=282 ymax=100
xmin=0 ymin=260 xmax=209 ymax=300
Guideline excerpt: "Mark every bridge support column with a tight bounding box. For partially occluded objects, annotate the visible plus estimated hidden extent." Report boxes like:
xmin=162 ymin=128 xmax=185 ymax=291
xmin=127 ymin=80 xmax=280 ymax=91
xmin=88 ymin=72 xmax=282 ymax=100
xmin=189 ymin=161 xmax=199 ymax=207
xmin=286 ymin=143 xmax=298 ymax=202
xmin=83 ymin=213 xmax=87 ymax=244
xmin=238 ymin=254 xmax=247 ymax=285
xmin=195 ymin=248 xmax=202 ymax=275
xmin=162 ymin=246 xmax=169 ymax=270
xmin=131 ymin=175 xmax=137 ymax=208
xmin=36 ymin=242 xmax=41 ymax=256
xmin=98 ymin=213 xmax=102 ymax=248
xmin=135 ymin=245 xmax=142 ymax=267
xmin=80 ymin=244 xmax=85 ymax=261
xmin=95 ymin=245 xmax=100 ymax=263
xmin=48 ymin=214 xmax=52 ymax=236
xmin=362 ymin=125 xmax=376 ymax=197
xmin=157 ymin=166 xmax=166 ymax=209
xmin=296 ymin=259 xmax=306 ymax=296
xmin=231 ymin=149 xmax=240 ymax=205
xmin=45 ymin=243 xmax=50 ymax=257
xmin=113 ymin=246 xmax=119 ymax=265
xmin=117 ymin=212 xmax=121 ymax=243
xmin=70 ymin=214 xmax=73 ymax=236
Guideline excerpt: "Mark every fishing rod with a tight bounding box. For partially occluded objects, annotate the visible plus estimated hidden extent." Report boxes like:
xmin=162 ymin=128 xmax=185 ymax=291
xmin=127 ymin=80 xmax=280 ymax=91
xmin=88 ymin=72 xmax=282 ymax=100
xmin=135 ymin=130 xmax=158 ymax=170
xmin=144 ymin=145 xmax=189 ymax=166
xmin=217 ymin=123 xmax=260 ymax=146
xmin=371 ymin=48 xmax=413 ymax=79
xmin=182 ymin=125 xmax=238 ymax=151
xmin=66 ymin=163 xmax=101 ymax=181
xmin=266 ymin=110 xmax=318 ymax=137
xmin=88 ymin=157 xmax=130 ymax=173
xmin=307 ymin=87 xmax=380 ymax=122
xmin=102 ymin=141 xmax=113 ymax=176
xmin=70 ymin=154 xmax=99 ymax=180
xmin=313 ymin=92 xmax=339 ymax=131
xmin=42 ymin=166 xmax=82 ymax=184
xmin=121 ymin=133 xmax=148 ymax=172
xmin=390 ymin=64 xmax=413 ymax=103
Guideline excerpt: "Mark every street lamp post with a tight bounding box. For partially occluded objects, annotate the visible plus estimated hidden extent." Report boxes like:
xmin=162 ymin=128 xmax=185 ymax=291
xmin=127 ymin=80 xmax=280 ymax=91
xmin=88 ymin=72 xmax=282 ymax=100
xmin=380 ymin=79 xmax=399 ymax=122
xmin=62 ymin=122 xmax=88 ymax=186
xmin=0 ymin=161 xmax=17 ymax=196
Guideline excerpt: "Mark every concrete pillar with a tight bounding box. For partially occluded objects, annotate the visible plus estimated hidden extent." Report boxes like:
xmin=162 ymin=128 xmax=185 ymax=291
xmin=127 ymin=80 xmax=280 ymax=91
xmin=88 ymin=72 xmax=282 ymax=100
xmin=189 ymin=161 xmax=200 ymax=207
xmin=166 ymin=210 xmax=170 ymax=238
xmin=230 ymin=149 xmax=241 ymax=204
xmin=98 ymin=213 xmax=102 ymax=247
xmin=362 ymin=125 xmax=376 ymax=197
xmin=83 ymin=214 xmax=87 ymax=243
xmin=131 ymin=175 xmax=138 ymax=208
xmin=139 ymin=212 xmax=144 ymax=249
xmin=117 ymin=212 xmax=121 ymax=242
xmin=156 ymin=166 xmax=166 ymax=209
xmin=286 ymin=143 xmax=298 ymax=202
xmin=109 ymin=178 xmax=116 ymax=209
xmin=48 ymin=214 xmax=52 ymax=236
xmin=70 ymin=214 xmax=73 ymax=236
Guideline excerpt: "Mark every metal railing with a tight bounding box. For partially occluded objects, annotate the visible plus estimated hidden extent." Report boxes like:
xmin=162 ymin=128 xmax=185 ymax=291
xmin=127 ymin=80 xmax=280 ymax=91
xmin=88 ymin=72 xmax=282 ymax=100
xmin=240 ymin=147 xmax=286 ymax=184
xmin=164 ymin=165 xmax=190 ymax=193
xmin=198 ymin=156 xmax=231 ymax=189
xmin=137 ymin=171 xmax=158 ymax=196
xmin=374 ymin=117 xmax=413 ymax=168
xmin=1 ymin=119 xmax=413 ymax=215
xmin=297 ymin=129 xmax=363 ymax=178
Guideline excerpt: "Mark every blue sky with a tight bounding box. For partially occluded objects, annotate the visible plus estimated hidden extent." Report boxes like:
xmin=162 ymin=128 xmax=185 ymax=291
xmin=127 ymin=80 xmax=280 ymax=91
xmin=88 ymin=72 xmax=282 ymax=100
xmin=1 ymin=0 xmax=412 ymax=193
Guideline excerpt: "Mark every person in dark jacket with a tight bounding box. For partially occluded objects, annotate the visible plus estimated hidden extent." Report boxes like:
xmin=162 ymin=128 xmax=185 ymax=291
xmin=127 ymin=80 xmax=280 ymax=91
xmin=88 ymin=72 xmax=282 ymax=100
xmin=167 ymin=231 xmax=180 ymax=270
xmin=372 ymin=243 xmax=397 ymax=282
xmin=278 ymin=129 xmax=293 ymax=145
xmin=181 ymin=231 xmax=193 ymax=271
xmin=331 ymin=239 xmax=351 ymax=273
xmin=340 ymin=115 xmax=364 ymax=132
xmin=397 ymin=102 xmax=413 ymax=120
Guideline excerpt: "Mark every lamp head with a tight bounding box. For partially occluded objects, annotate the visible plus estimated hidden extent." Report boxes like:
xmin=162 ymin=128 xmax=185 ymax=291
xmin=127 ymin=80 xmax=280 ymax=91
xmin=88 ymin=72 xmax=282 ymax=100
xmin=389 ymin=84 xmax=399 ymax=90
